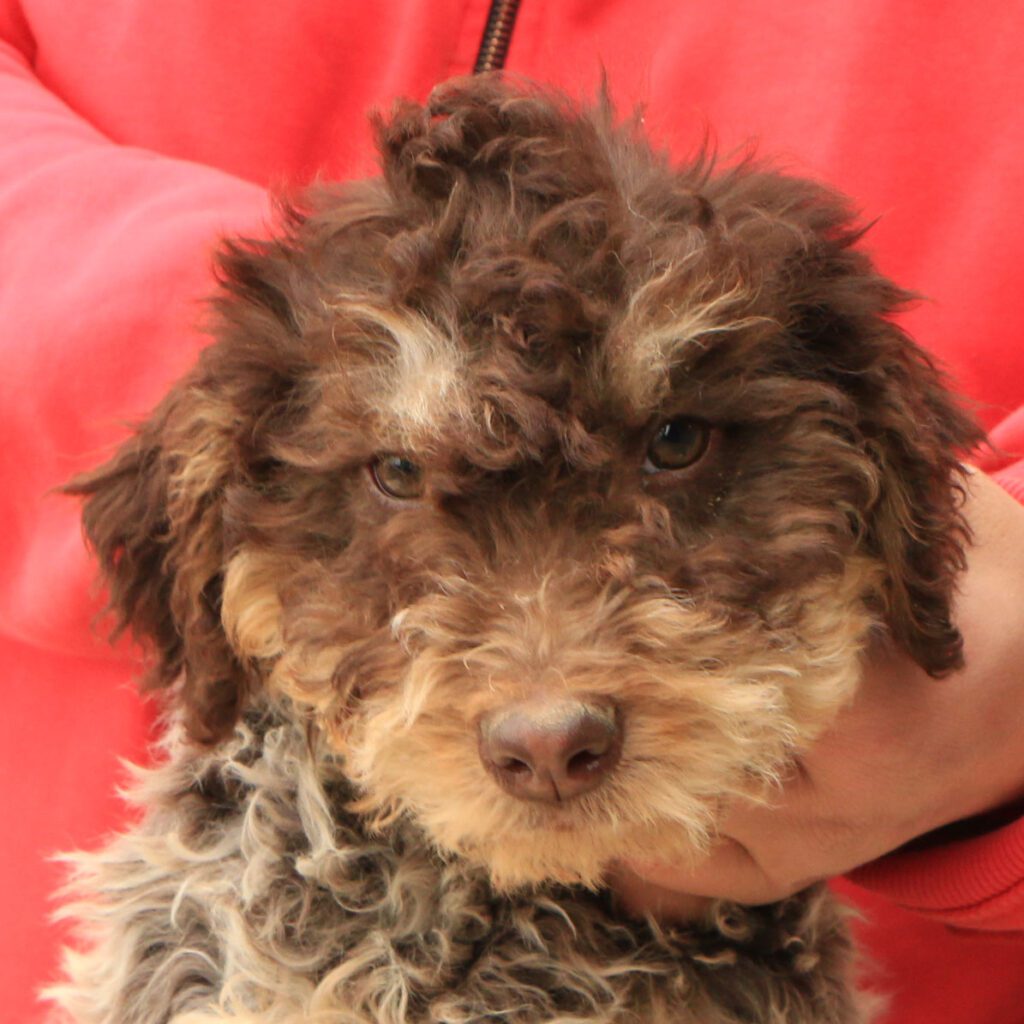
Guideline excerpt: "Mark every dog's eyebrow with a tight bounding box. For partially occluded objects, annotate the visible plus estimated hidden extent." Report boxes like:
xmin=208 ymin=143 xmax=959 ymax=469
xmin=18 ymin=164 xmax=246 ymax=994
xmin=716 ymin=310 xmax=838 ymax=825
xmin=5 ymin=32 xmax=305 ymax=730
xmin=326 ymin=298 xmax=471 ymax=441
xmin=607 ymin=268 xmax=776 ymax=411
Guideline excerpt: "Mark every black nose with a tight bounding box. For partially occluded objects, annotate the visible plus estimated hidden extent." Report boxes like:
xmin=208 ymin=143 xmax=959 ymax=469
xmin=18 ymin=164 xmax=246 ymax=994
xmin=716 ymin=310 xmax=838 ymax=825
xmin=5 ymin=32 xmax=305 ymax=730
xmin=478 ymin=700 xmax=621 ymax=803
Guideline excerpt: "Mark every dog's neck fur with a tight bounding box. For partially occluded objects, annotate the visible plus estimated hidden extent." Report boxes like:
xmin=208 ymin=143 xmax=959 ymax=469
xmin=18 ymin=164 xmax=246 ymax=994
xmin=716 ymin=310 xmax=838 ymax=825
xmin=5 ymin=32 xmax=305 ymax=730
xmin=48 ymin=705 xmax=864 ymax=1024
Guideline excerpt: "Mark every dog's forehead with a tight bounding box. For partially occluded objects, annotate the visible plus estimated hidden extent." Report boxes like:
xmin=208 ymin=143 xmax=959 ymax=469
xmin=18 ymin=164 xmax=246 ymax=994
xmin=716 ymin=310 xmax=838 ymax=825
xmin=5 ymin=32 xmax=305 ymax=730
xmin=325 ymin=283 xmax=760 ymax=466
xmin=315 ymin=155 xmax=786 ymax=453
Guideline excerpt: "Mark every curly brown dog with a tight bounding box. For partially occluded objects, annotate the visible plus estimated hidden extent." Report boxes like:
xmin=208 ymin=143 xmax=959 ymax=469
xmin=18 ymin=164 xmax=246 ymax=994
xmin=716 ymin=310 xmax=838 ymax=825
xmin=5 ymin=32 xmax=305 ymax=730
xmin=50 ymin=77 xmax=979 ymax=1023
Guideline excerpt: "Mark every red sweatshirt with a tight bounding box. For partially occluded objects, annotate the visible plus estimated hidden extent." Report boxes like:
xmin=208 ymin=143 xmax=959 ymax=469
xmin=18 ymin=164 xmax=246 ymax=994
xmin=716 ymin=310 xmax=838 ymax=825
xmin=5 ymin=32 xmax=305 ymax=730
xmin=2 ymin=3 xmax=1022 ymax=1022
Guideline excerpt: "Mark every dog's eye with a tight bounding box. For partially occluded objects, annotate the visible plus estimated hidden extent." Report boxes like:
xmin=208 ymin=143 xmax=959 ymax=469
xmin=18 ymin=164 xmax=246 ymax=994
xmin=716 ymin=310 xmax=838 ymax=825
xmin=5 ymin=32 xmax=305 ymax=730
xmin=370 ymin=455 xmax=425 ymax=500
xmin=645 ymin=418 xmax=711 ymax=472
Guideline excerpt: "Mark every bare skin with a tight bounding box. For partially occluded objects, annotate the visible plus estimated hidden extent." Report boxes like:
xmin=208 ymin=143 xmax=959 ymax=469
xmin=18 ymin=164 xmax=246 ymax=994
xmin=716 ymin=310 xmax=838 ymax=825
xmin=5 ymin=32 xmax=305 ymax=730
xmin=611 ymin=470 xmax=1024 ymax=920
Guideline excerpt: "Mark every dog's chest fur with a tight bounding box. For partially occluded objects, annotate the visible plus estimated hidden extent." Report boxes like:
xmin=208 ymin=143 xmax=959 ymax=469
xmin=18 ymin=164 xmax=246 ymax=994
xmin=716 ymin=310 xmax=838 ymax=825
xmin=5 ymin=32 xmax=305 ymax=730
xmin=53 ymin=709 xmax=863 ymax=1024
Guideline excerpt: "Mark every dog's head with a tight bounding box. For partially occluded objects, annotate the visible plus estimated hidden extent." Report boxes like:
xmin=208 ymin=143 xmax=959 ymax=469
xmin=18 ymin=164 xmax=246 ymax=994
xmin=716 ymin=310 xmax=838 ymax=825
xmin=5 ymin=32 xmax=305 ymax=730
xmin=70 ymin=78 xmax=979 ymax=887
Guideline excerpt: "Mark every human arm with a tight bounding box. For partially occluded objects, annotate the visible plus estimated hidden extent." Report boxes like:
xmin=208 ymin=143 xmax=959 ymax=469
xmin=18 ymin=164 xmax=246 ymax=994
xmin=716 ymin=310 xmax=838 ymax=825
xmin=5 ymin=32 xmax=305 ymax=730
xmin=0 ymin=26 xmax=271 ymax=656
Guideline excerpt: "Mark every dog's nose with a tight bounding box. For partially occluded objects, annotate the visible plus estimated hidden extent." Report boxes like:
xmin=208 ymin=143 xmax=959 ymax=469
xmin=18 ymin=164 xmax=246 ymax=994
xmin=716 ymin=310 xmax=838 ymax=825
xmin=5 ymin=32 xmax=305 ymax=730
xmin=478 ymin=700 xmax=621 ymax=803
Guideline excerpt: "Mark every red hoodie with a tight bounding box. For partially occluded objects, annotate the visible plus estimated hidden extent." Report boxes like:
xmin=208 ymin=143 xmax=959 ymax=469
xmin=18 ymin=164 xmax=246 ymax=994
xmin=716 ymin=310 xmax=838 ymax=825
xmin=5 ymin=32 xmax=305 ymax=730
xmin=2 ymin=3 xmax=1022 ymax=1022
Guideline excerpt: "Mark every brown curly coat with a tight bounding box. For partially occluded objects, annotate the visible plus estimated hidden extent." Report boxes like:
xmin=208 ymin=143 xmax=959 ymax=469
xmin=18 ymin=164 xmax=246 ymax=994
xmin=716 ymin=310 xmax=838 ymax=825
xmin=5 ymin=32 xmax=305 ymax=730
xmin=52 ymin=76 xmax=980 ymax=1023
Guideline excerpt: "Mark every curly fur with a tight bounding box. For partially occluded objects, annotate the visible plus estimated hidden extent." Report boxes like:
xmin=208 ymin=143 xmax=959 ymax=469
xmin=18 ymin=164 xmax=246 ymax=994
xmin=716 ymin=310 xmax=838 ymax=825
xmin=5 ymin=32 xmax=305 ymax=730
xmin=50 ymin=712 xmax=870 ymax=1024
xmin=52 ymin=76 xmax=981 ymax=1023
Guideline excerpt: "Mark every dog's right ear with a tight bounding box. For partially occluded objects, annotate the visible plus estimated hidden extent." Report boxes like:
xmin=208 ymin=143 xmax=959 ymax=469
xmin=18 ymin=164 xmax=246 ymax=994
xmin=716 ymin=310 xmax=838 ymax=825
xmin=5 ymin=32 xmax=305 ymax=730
xmin=66 ymin=228 xmax=316 ymax=745
xmin=66 ymin=383 xmax=249 ymax=745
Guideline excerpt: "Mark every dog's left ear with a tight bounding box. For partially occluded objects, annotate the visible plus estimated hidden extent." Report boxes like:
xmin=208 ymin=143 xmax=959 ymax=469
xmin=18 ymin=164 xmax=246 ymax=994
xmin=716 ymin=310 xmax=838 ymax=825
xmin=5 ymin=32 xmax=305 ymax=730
xmin=743 ymin=174 xmax=985 ymax=674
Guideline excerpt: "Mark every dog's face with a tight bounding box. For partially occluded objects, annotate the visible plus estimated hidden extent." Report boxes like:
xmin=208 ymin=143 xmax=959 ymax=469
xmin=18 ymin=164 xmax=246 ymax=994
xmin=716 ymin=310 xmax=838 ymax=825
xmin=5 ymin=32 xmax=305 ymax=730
xmin=71 ymin=79 xmax=977 ymax=888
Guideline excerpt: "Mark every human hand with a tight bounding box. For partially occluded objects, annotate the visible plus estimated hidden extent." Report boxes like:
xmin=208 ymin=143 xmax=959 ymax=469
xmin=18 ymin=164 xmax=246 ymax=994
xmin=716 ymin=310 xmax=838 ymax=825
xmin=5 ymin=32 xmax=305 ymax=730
xmin=610 ymin=470 xmax=1024 ymax=920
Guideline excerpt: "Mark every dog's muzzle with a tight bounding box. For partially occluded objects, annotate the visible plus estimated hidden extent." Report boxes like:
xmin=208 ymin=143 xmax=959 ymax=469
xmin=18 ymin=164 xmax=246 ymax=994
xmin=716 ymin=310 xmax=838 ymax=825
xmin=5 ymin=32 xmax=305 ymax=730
xmin=477 ymin=698 xmax=621 ymax=803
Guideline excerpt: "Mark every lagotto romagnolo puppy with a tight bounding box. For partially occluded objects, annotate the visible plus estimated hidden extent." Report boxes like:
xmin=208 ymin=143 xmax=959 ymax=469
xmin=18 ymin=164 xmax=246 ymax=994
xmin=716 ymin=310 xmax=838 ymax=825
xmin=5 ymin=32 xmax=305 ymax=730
xmin=50 ymin=77 xmax=981 ymax=1024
